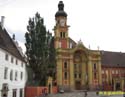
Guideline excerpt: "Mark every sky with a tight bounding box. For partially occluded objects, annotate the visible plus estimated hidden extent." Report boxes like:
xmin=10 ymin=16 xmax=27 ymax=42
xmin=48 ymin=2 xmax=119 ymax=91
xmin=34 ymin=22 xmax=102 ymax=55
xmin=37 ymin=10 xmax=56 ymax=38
xmin=0 ymin=0 xmax=125 ymax=53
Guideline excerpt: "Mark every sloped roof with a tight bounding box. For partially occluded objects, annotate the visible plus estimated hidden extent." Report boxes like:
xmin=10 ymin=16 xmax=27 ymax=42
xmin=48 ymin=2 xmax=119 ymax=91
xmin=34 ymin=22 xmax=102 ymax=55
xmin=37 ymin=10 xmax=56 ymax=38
xmin=69 ymin=37 xmax=76 ymax=48
xmin=101 ymin=51 xmax=125 ymax=67
xmin=0 ymin=26 xmax=25 ymax=61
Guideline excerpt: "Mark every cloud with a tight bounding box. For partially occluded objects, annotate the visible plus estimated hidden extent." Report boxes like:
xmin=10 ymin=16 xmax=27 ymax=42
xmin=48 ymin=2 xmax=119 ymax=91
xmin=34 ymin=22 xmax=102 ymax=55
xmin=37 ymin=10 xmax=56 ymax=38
xmin=1 ymin=0 xmax=125 ymax=52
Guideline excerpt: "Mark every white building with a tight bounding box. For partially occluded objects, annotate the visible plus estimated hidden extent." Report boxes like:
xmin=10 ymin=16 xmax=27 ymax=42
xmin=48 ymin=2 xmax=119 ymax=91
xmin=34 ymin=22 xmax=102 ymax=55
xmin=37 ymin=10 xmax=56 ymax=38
xmin=0 ymin=16 xmax=27 ymax=97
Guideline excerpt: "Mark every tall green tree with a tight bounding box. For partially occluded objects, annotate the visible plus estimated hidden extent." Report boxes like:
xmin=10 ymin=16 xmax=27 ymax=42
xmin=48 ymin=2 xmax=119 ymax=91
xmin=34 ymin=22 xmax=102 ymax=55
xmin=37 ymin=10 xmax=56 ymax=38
xmin=25 ymin=12 xmax=53 ymax=86
xmin=48 ymin=36 xmax=56 ymax=81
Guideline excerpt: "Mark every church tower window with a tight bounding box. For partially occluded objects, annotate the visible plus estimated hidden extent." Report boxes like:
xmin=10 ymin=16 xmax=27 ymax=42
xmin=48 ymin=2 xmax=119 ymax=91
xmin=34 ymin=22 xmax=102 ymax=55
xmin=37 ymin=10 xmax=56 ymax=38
xmin=60 ymin=32 xmax=63 ymax=38
xmin=60 ymin=32 xmax=66 ymax=38
xmin=63 ymin=32 xmax=65 ymax=38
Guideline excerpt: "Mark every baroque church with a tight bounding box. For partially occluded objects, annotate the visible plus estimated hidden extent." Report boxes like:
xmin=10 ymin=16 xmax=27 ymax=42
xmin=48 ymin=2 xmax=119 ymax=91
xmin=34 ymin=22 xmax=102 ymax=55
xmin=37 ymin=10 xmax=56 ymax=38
xmin=54 ymin=1 xmax=125 ymax=91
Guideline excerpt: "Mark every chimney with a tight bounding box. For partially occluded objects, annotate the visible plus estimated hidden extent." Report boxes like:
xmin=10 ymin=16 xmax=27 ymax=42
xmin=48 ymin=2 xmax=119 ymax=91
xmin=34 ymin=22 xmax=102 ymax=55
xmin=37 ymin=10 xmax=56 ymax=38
xmin=1 ymin=16 xmax=5 ymax=30
xmin=12 ymin=34 xmax=15 ymax=40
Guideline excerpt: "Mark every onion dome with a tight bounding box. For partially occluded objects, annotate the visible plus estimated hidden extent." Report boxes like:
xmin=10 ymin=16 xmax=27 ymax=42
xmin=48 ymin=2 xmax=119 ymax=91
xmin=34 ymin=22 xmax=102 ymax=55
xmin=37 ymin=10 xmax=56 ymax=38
xmin=55 ymin=1 xmax=67 ymax=17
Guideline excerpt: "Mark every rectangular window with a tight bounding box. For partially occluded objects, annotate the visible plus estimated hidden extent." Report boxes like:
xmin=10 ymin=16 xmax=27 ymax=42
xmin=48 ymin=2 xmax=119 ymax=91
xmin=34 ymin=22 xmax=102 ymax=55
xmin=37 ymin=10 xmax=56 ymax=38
xmin=21 ymin=72 xmax=23 ymax=80
xmin=79 ymin=73 xmax=81 ymax=78
xmin=11 ymin=57 xmax=14 ymax=63
xmin=63 ymin=32 xmax=65 ymax=38
xmin=13 ymin=89 xmax=17 ymax=97
xmin=16 ymin=59 xmax=18 ymax=65
xmin=64 ymin=72 xmax=67 ymax=80
xmin=20 ymin=89 xmax=23 ymax=97
xmin=15 ymin=71 xmax=18 ymax=81
xmin=60 ymin=32 xmax=63 ymax=38
xmin=5 ymin=54 xmax=8 ymax=61
xmin=94 ymin=63 xmax=96 ymax=70
xmin=4 ymin=67 xmax=8 ymax=79
xmin=94 ymin=72 xmax=97 ymax=79
xmin=74 ymin=73 xmax=77 ymax=78
xmin=64 ymin=62 xmax=67 ymax=69
xmin=10 ymin=70 xmax=13 ymax=81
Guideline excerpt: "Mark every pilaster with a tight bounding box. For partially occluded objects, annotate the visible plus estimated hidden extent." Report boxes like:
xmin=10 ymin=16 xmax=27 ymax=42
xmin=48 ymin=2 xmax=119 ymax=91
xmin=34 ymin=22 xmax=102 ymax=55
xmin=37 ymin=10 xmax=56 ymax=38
xmin=98 ymin=60 xmax=102 ymax=85
xmin=69 ymin=57 xmax=74 ymax=90
xmin=56 ymin=58 xmax=63 ymax=86
xmin=88 ymin=59 xmax=93 ymax=87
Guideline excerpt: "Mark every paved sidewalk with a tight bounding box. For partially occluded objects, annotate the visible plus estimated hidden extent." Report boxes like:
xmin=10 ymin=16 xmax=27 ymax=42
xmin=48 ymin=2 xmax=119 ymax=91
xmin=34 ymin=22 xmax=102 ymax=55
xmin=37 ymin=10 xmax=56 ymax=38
xmin=42 ymin=92 xmax=123 ymax=97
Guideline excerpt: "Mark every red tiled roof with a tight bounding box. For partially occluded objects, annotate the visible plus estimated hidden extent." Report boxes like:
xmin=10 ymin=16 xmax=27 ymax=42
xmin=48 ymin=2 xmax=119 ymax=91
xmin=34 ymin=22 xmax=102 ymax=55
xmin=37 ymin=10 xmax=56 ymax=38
xmin=101 ymin=51 xmax=125 ymax=67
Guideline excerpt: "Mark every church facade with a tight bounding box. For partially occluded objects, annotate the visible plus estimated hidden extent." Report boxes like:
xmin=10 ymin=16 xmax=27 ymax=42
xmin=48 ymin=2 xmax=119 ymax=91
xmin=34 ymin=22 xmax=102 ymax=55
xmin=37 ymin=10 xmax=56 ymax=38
xmin=54 ymin=1 xmax=102 ymax=91
xmin=54 ymin=1 xmax=125 ymax=91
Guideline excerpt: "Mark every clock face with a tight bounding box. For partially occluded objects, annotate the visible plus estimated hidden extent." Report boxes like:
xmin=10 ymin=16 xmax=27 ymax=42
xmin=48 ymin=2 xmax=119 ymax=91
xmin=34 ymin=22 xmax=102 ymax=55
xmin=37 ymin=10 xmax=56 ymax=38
xmin=60 ymin=19 xmax=65 ymax=26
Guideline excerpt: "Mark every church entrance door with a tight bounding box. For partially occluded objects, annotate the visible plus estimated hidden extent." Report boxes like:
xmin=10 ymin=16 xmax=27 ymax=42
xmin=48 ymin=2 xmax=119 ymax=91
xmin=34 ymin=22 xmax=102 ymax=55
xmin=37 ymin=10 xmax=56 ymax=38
xmin=75 ymin=81 xmax=81 ymax=90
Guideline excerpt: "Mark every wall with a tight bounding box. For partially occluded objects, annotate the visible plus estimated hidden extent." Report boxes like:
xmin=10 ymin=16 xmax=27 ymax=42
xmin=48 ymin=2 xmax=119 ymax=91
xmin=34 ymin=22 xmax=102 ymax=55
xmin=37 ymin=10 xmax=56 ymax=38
xmin=25 ymin=86 xmax=58 ymax=97
xmin=0 ymin=48 xmax=26 ymax=97
xmin=102 ymin=67 xmax=125 ymax=91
